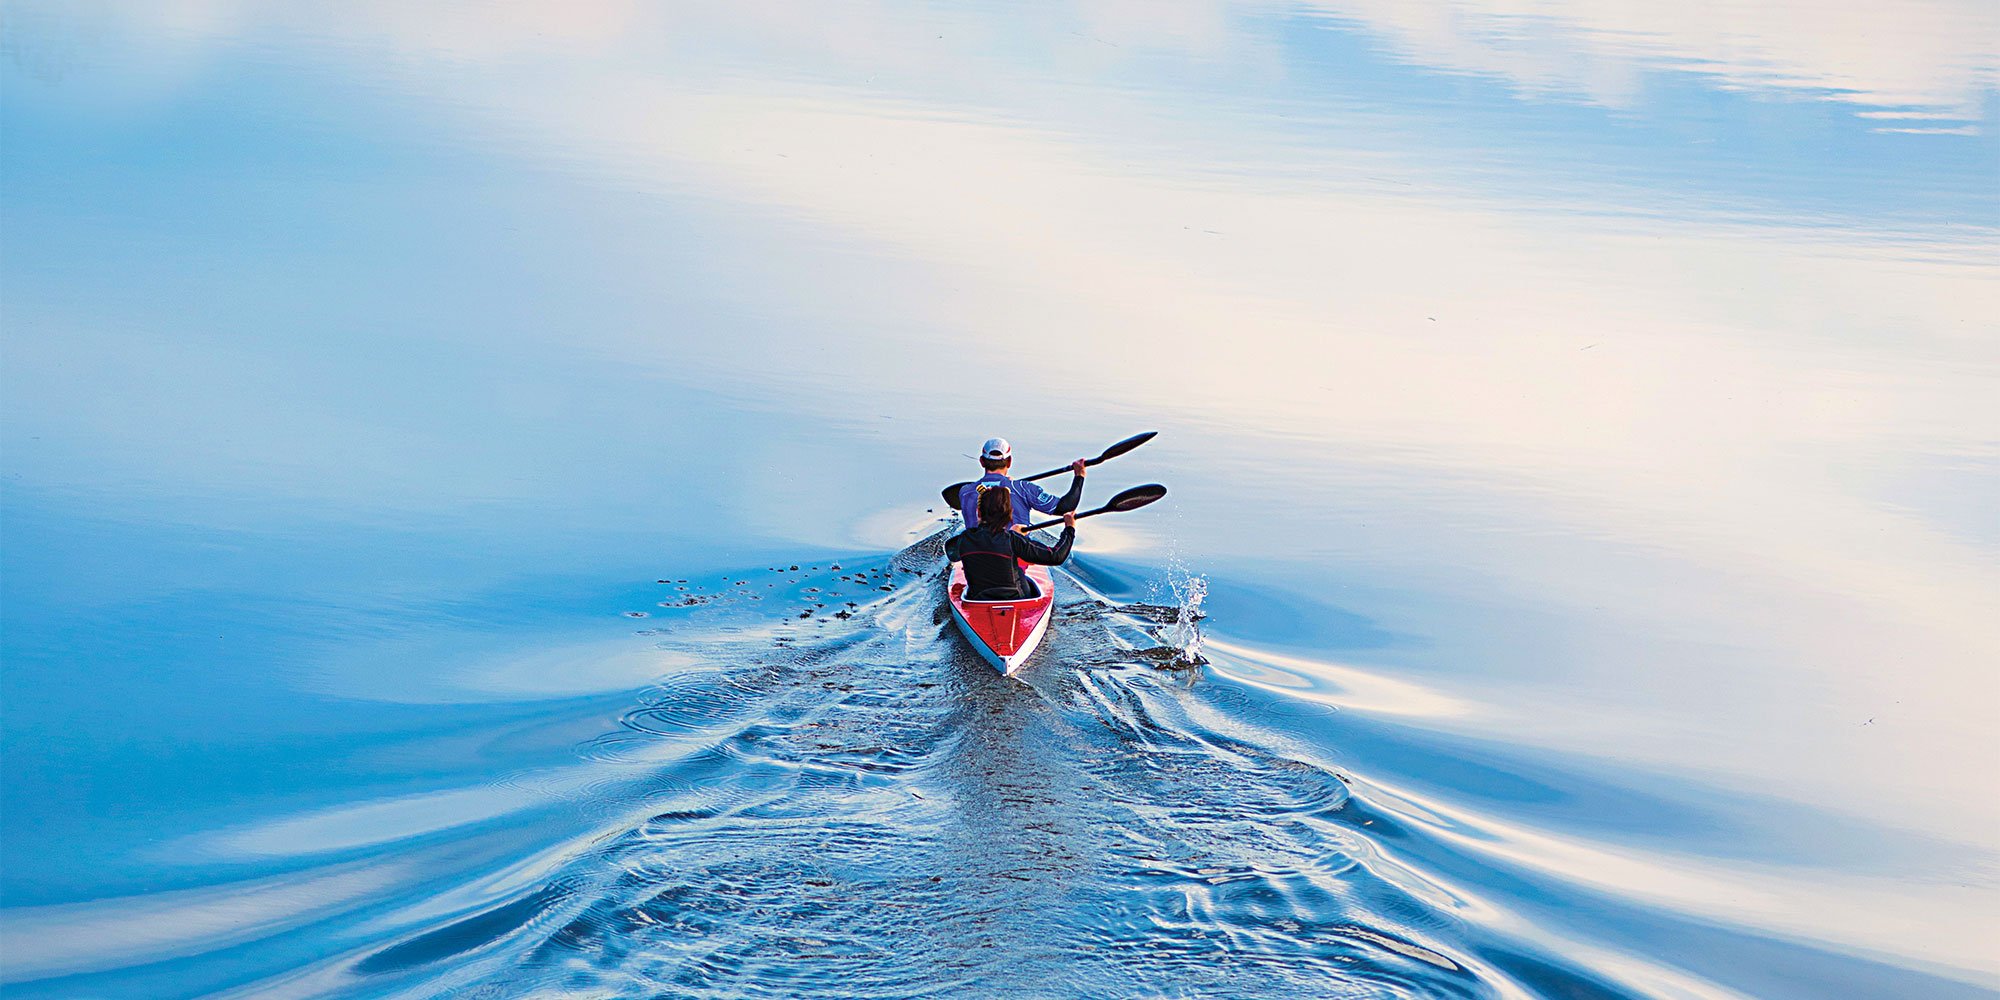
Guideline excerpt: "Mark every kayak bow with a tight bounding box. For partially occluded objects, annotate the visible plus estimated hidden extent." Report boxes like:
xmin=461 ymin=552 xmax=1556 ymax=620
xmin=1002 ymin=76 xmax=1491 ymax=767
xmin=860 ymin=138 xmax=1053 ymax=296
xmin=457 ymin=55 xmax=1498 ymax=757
xmin=946 ymin=561 xmax=1055 ymax=675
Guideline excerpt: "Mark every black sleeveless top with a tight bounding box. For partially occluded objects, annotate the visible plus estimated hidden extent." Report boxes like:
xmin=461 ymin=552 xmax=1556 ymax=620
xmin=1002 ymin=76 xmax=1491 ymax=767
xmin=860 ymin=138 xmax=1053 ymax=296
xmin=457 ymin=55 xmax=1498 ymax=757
xmin=945 ymin=525 xmax=1075 ymax=600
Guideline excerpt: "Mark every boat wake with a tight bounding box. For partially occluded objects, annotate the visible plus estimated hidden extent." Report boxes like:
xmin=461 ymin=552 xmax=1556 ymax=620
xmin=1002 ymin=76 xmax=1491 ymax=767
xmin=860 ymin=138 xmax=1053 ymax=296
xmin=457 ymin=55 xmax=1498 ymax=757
xmin=318 ymin=533 xmax=1479 ymax=998
xmin=120 ymin=531 xmax=1987 ymax=1000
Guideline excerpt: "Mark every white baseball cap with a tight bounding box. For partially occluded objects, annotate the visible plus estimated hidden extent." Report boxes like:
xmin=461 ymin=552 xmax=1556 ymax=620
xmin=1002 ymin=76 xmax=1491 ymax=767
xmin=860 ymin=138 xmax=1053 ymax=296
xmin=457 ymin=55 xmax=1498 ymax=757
xmin=980 ymin=437 xmax=1012 ymax=461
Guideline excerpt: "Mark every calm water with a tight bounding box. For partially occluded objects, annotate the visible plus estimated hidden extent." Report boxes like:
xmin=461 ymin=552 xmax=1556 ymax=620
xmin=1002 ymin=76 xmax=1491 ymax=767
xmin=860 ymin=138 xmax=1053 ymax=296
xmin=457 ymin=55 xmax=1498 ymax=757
xmin=4 ymin=3 xmax=1997 ymax=998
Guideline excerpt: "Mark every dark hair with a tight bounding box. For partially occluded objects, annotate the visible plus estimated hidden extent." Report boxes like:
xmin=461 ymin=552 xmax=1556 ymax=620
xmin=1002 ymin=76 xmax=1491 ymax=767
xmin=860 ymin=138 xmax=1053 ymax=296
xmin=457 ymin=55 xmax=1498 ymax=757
xmin=976 ymin=485 xmax=1013 ymax=527
xmin=980 ymin=456 xmax=1010 ymax=472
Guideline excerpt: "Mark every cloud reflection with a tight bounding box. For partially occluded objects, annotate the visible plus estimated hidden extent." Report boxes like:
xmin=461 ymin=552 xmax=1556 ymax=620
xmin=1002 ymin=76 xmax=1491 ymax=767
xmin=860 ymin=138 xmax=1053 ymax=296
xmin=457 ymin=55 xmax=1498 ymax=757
xmin=1305 ymin=0 xmax=1999 ymax=119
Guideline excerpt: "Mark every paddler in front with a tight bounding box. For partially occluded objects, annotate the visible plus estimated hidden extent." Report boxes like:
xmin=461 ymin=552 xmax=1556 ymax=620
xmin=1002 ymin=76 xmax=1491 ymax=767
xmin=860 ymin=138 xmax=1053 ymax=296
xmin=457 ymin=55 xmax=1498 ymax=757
xmin=946 ymin=486 xmax=1077 ymax=600
xmin=957 ymin=437 xmax=1087 ymax=528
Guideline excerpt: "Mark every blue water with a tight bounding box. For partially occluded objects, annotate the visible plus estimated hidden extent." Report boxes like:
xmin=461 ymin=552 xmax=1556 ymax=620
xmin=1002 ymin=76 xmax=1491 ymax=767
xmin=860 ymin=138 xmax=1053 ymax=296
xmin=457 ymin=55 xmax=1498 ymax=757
xmin=4 ymin=3 xmax=1997 ymax=998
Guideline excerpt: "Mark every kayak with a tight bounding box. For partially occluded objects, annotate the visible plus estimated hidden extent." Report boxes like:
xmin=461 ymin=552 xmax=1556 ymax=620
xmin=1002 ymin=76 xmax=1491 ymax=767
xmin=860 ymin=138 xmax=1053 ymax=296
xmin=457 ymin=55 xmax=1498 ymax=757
xmin=946 ymin=560 xmax=1055 ymax=675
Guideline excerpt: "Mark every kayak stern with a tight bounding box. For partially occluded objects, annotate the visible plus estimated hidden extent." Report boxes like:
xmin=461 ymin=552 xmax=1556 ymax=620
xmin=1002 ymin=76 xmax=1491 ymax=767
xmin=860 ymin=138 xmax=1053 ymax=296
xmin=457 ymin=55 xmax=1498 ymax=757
xmin=946 ymin=562 xmax=1054 ymax=675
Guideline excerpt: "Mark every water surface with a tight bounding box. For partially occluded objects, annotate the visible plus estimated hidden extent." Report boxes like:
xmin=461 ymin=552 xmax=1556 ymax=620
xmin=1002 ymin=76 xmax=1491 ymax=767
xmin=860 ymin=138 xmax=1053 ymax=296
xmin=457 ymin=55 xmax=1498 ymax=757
xmin=3 ymin=2 xmax=1996 ymax=997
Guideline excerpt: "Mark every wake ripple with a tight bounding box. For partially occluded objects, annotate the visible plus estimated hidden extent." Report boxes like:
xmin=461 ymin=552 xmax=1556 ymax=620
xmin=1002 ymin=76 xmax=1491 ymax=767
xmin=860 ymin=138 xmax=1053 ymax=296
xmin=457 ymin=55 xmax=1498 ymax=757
xmin=320 ymin=532 xmax=1657 ymax=999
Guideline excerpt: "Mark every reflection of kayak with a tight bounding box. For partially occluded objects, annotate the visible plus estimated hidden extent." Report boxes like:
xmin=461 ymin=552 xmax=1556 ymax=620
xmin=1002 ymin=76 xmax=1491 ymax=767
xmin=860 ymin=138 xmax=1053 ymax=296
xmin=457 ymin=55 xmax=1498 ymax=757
xmin=947 ymin=560 xmax=1054 ymax=675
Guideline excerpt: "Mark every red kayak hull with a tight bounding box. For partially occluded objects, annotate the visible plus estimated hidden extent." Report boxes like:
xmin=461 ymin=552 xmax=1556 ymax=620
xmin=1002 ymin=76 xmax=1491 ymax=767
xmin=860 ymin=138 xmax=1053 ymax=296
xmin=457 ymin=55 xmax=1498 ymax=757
xmin=947 ymin=561 xmax=1054 ymax=675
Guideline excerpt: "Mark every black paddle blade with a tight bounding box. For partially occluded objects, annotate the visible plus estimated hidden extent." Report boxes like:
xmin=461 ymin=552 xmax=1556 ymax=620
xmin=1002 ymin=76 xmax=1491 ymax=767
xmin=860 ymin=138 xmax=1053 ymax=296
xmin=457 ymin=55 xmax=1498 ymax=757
xmin=940 ymin=482 xmax=968 ymax=506
xmin=1094 ymin=431 xmax=1158 ymax=464
xmin=1105 ymin=483 xmax=1167 ymax=511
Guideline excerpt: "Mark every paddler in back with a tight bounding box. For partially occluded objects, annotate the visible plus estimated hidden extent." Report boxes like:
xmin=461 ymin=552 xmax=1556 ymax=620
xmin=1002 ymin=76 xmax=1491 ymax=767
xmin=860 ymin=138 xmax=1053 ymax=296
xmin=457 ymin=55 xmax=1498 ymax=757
xmin=946 ymin=486 xmax=1076 ymax=600
xmin=957 ymin=437 xmax=1087 ymax=528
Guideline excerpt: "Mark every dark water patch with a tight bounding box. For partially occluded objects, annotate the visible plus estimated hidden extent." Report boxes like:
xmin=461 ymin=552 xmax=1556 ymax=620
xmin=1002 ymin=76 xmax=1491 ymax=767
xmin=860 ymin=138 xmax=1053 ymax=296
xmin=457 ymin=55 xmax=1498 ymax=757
xmin=1475 ymin=947 xmax=1649 ymax=1000
xmin=355 ymin=885 xmax=567 ymax=974
xmin=1110 ymin=601 xmax=1205 ymax=624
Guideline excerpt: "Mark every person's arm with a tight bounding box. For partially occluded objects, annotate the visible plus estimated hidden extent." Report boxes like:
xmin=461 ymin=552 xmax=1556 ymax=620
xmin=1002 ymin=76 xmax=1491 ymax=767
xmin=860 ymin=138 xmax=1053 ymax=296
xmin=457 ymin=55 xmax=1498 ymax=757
xmin=1009 ymin=518 xmax=1075 ymax=565
xmin=959 ymin=485 xmax=979 ymax=526
xmin=1051 ymin=458 xmax=1087 ymax=515
xmin=944 ymin=532 xmax=965 ymax=563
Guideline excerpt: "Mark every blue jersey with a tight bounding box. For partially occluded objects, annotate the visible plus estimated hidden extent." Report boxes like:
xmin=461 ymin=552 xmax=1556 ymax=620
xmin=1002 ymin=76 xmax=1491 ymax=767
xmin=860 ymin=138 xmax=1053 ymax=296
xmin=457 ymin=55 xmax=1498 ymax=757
xmin=958 ymin=472 xmax=1070 ymax=528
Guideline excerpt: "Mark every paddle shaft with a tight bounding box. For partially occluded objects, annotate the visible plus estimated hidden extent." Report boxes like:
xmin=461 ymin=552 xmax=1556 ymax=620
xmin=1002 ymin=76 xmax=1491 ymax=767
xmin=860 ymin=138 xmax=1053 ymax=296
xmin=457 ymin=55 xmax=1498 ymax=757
xmin=1021 ymin=507 xmax=1110 ymax=533
xmin=1022 ymin=484 xmax=1166 ymax=532
xmin=1016 ymin=430 xmax=1156 ymax=484
xmin=940 ymin=431 xmax=1156 ymax=506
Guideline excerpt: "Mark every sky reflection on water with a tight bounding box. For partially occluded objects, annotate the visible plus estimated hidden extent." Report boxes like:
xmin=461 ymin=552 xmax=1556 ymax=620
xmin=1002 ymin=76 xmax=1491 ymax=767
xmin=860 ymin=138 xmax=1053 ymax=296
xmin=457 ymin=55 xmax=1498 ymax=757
xmin=3 ymin=2 xmax=1997 ymax=997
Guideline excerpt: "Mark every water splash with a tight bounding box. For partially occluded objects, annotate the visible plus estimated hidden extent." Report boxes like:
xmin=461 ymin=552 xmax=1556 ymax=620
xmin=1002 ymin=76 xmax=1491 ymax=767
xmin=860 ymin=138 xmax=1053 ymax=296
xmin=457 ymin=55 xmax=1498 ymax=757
xmin=1162 ymin=561 xmax=1208 ymax=665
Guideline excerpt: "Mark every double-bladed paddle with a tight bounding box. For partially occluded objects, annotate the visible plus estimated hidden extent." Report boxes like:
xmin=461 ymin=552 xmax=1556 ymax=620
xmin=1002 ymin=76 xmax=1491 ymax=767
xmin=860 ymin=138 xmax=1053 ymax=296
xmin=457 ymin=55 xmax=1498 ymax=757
xmin=938 ymin=431 xmax=1158 ymax=506
xmin=1023 ymin=483 xmax=1166 ymax=531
